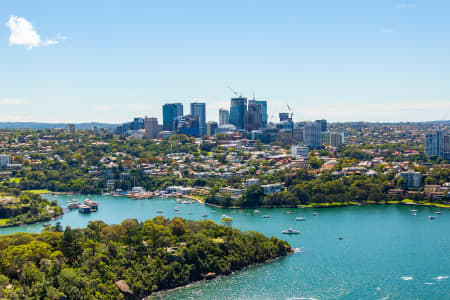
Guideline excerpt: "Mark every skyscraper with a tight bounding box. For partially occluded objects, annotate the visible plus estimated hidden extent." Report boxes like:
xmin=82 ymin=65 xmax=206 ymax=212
xmin=246 ymin=100 xmax=263 ymax=131
xmin=206 ymin=121 xmax=218 ymax=136
xmin=190 ymin=102 xmax=206 ymax=136
xmin=315 ymin=119 xmax=327 ymax=132
xmin=255 ymin=100 xmax=267 ymax=128
xmin=425 ymin=131 xmax=444 ymax=157
xmin=279 ymin=113 xmax=291 ymax=122
xmin=330 ymin=132 xmax=344 ymax=147
xmin=219 ymin=109 xmax=230 ymax=126
xmin=444 ymin=134 xmax=450 ymax=159
xmin=303 ymin=121 xmax=322 ymax=149
xmin=175 ymin=115 xmax=200 ymax=137
xmin=163 ymin=103 xmax=183 ymax=131
xmin=144 ymin=117 xmax=160 ymax=139
xmin=229 ymin=97 xmax=247 ymax=130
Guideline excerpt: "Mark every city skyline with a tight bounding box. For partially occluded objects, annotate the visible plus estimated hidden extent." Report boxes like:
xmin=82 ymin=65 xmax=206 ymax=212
xmin=1 ymin=1 xmax=450 ymax=123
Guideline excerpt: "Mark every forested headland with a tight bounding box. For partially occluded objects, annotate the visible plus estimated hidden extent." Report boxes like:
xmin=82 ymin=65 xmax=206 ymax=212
xmin=0 ymin=217 xmax=291 ymax=299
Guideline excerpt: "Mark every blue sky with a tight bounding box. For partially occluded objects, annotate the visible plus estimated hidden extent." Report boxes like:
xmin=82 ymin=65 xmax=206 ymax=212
xmin=0 ymin=0 xmax=449 ymax=123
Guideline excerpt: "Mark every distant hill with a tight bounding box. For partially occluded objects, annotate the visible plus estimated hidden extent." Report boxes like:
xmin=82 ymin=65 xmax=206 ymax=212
xmin=0 ymin=122 xmax=118 ymax=130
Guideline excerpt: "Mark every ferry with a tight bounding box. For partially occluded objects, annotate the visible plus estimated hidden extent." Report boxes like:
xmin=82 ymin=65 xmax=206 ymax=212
xmin=296 ymin=217 xmax=306 ymax=221
xmin=282 ymin=228 xmax=300 ymax=234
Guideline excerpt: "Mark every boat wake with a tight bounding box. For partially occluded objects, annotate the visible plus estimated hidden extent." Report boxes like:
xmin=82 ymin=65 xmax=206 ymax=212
xmin=400 ymin=276 xmax=413 ymax=281
xmin=293 ymin=248 xmax=304 ymax=253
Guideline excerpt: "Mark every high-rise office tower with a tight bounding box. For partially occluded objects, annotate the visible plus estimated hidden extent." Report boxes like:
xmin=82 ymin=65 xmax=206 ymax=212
xmin=255 ymin=100 xmax=267 ymax=128
xmin=206 ymin=121 xmax=218 ymax=136
xmin=175 ymin=115 xmax=200 ymax=137
xmin=144 ymin=117 xmax=160 ymax=139
xmin=190 ymin=102 xmax=206 ymax=136
xmin=279 ymin=113 xmax=291 ymax=122
xmin=444 ymin=134 xmax=450 ymax=159
xmin=163 ymin=103 xmax=183 ymax=131
xmin=303 ymin=121 xmax=322 ymax=149
xmin=425 ymin=131 xmax=444 ymax=157
xmin=246 ymin=100 xmax=263 ymax=131
xmin=315 ymin=119 xmax=327 ymax=132
xmin=131 ymin=117 xmax=145 ymax=130
xmin=229 ymin=97 xmax=247 ymax=130
xmin=219 ymin=109 xmax=230 ymax=126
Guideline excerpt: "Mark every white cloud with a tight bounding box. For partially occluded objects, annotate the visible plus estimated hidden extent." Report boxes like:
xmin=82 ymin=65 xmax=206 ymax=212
xmin=5 ymin=16 xmax=65 ymax=49
xmin=396 ymin=3 xmax=417 ymax=9
xmin=381 ymin=28 xmax=394 ymax=34
xmin=0 ymin=98 xmax=28 ymax=105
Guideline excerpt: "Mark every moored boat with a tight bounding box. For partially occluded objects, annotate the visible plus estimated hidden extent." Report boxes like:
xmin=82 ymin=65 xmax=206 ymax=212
xmin=296 ymin=217 xmax=306 ymax=221
xmin=282 ymin=228 xmax=300 ymax=234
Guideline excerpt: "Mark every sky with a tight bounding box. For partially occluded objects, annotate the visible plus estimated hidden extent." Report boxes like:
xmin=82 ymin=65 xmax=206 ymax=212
xmin=0 ymin=0 xmax=449 ymax=124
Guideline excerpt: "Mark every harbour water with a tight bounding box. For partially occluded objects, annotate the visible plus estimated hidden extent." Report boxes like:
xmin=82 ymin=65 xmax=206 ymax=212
xmin=1 ymin=194 xmax=449 ymax=299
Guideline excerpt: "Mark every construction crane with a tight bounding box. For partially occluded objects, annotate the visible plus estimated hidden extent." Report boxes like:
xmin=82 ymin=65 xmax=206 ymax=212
xmin=287 ymin=104 xmax=294 ymax=120
xmin=228 ymin=86 xmax=243 ymax=98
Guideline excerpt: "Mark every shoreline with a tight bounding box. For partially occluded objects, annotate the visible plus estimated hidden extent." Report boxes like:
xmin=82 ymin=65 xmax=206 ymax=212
xmin=143 ymin=253 xmax=291 ymax=299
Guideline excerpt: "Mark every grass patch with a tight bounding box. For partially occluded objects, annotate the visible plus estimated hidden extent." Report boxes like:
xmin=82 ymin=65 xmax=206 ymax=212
xmin=24 ymin=189 xmax=51 ymax=194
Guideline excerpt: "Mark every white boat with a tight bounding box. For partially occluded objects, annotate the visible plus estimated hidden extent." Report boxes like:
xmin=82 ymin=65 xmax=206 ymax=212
xmin=429 ymin=216 xmax=436 ymax=220
xmin=262 ymin=215 xmax=271 ymax=218
xmin=296 ymin=217 xmax=306 ymax=221
xmin=412 ymin=213 xmax=417 ymax=216
xmin=286 ymin=211 xmax=292 ymax=214
xmin=313 ymin=212 xmax=318 ymax=216
xmin=435 ymin=212 xmax=441 ymax=215
xmin=188 ymin=212 xmax=192 ymax=214
xmin=410 ymin=209 xmax=418 ymax=212
xmin=211 ymin=211 xmax=216 ymax=213
xmin=202 ymin=214 xmax=208 ymax=217
xmin=174 ymin=207 xmax=180 ymax=211
xmin=282 ymin=228 xmax=300 ymax=234
xmin=221 ymin=214 xmax=230 ymax=219
xmin=254 ymin=210 xmax=261 ymax=213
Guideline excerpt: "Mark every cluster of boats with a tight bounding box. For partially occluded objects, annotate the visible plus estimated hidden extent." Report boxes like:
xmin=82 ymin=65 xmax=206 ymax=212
xmin=409 ymin=209 xmax=442 ymax=219
xmin=67 ymin=198 xmax=98 ymax=213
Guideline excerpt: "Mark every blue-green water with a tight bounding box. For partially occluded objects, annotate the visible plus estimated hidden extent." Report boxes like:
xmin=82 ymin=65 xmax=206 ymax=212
xmin=1 ymin=195 xmax=449 ymax=299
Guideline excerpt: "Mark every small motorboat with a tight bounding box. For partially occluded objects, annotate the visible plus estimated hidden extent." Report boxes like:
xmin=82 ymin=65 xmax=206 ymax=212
xmin=296 ymin=217 xmax=306 ymax=221
xmin=282 ymin=228 xmax=300 ymax=234
xmin=410 ymin=209 xmax=418 ymax=212
xmin=202 ymin=214 xmax=208 ymax=217
xmin=254 ymin=210 xmax=261 ymax=213
xmin=156 ymin=210 xmax=163 ymax=213
xmin=188 ymin=212 xmax=192 ymax=214
xmin=286 ymin=211 xmax=292 ymax=214
xmin=412 ymin=213 xmax=417 ymax=216
xmin=338 ymin=237 xmax=343 ymax=240
xmin=174 ymin=207 xmax=180 ymax=211
xmin=429 ymin=216 xmax=436 ymax=220
xmin=262 ymin=215 xmax=271 ymax=218
xmin=313 ymin=212 xmax=318 ymax=216
xmin=211 ymin=211 xmax=216 ymax=213
xmin=435 ymin=212 xmax=441 ymax=215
